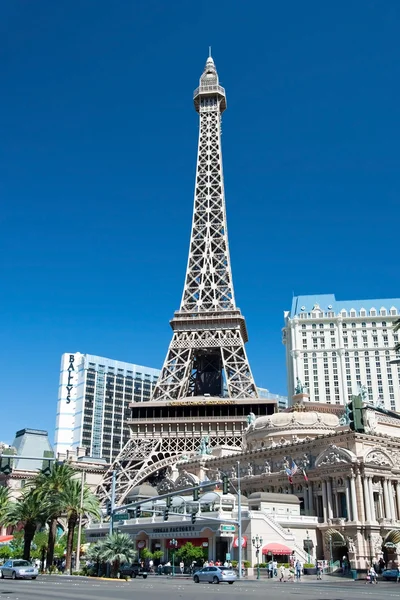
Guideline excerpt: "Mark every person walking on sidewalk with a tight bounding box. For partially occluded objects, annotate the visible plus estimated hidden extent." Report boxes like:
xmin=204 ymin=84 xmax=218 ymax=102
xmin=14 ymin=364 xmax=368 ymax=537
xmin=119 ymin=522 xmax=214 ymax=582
xmin=295 ymin=560 xmax=302 ymax=581
xmin=279 ymin=564 xmax=286 ymax=582
xmin=316 ymin=561 xmax=322 ymax=580
xmin=268 ymin=561 xmax=273 ymax=578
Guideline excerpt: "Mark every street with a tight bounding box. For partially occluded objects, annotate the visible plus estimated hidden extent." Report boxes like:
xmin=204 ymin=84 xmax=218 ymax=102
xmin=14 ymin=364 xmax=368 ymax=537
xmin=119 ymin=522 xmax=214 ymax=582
xmin=0 ymin=575 xmax=397 ymax=600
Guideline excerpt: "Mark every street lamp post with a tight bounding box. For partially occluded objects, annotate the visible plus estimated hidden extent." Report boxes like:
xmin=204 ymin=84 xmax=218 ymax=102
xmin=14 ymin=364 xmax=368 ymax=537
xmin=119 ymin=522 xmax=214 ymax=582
xmin=169 ymin=539 xmax=178 ymax=576
xmin=306 ymin=530 xmax=310 ymax=565
xmin=252 ymin=534 xmax=263 ymax=580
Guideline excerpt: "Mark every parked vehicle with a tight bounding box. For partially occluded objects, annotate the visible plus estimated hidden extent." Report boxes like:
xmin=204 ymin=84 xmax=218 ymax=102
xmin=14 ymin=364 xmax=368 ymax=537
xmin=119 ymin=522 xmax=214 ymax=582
xmin=382 ymin=568 xmax=399 ymax=581
xmin=119 ymin=563 xmax=148 ymax=579
xmin=0 ymin=559 xmax=39 ymax=580
xmin=193 ymin=565 xmax=237 ymax=584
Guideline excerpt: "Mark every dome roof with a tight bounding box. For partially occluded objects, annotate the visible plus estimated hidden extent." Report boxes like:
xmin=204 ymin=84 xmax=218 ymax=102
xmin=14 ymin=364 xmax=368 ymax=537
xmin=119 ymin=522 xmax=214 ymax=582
xmin=127 ymin=483 xmax=158 ymax=499
xmin=252 ymin=411 xmax=339 ymax=430
xmin=245 ymin=409 xmax=340 ymax=448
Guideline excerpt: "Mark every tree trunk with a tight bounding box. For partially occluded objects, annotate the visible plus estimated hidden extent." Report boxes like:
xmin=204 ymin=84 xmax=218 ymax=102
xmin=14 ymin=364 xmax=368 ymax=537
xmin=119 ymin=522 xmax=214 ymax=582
xmin=23 ymin=523 xmax=36 ymax=561
xmin=46 ymin=517 xmax=58 ymax=570
xmin=113 ymin=558 xmax=120 ymax=578
xmin=65 ymin=515 xmax=77 ymax=574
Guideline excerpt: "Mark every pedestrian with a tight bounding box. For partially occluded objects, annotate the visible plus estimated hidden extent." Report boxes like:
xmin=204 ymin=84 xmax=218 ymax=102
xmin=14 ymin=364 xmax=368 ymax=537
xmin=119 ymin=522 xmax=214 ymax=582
xmin=295 ymin=560 xmax=301 ymax=581
xmin=179 ymin=561 xmax=184 ymax=575
xmin=397 ymin=565 xmax=400 ymax=583
xmin=268 ymin=560 xmax=273 ymax=578
xmin=288 ymin=566 xmax=295 ymax=583
xmin=316 ymin=561 xmax=322 ymax=580
xmin=279 ymin=564 xmax=285 ymax=582
xmin=273 ymin=559 xmax=278 ymax=577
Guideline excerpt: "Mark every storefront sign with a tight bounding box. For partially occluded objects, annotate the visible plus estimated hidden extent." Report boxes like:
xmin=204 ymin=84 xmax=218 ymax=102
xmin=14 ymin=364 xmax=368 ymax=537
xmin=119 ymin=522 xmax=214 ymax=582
xmin=167 ymin=400 xmax=235 ymax=406
xmin=233 ymin=536 xmax=247 ymax=548
xmin=153 ymin=525 xmax=197 ymax=534
xmin=66 ymin=354 xmax=75 ymax=404
xmin=137 ymin=541 xmax=146 ymax=549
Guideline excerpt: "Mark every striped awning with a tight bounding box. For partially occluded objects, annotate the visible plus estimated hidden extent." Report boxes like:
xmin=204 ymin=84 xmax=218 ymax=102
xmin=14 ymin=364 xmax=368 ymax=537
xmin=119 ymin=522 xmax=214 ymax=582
xmin=0 ymin=535 xmax=13 ymax=545
xmin=262 ymin=543 xmax=292 ymax=555
xmin=384 ymin=530 xmax=400 ymax=546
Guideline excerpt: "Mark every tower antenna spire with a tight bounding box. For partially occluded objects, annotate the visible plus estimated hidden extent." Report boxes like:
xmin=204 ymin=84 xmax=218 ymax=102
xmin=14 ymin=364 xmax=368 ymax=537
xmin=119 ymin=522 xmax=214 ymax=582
xmin=209 ymin=45 xmax=212 ymax=58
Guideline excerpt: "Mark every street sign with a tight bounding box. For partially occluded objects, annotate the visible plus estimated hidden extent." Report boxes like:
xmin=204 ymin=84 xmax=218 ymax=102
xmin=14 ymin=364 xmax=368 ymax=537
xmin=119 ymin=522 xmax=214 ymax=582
xmin=220 ymin=524 xmax=236 ymax=532
xmin=113 ymin=511 xmax=129 ymax=521
xmin=226 ymin=553 xmax=231 ymax=561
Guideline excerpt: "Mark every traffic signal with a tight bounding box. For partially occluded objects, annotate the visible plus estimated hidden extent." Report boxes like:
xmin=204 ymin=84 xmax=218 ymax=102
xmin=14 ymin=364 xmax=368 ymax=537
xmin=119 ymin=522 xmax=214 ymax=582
xmin=0 ymin=458 xmax=12 ymax=476
xmin=348 ymin=395 xmax=365 ymax=433
xmin=166 ymin=496 xmax=172 ymax=508
xmin=41 ymin=460 xmax=52 ymax=477
xmin=164 ymin=507 xmax=169 ymax=521
xmin=106 ymin=500 xmax=112 ymax=516
xmin=222 ymin=474 xmax=230 ymax=495
xmin=193 ymin=487 xmax=199 ymax=502
xmin=134 ymin=506 xmax=141 ymax=519
xmin=191 ymin=512 xmax=197 ymax=525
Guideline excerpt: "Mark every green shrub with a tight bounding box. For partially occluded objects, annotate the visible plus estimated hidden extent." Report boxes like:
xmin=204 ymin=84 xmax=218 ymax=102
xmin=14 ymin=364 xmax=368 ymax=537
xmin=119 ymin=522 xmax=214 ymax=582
xmin=258 ymin=563 xmax=267 ymax=568
xmin=303 ymin=563 xmax=315 ymax=568
xmin=243 ymin=561 xmax=251 ymax=568
xmin=277 ymin=563 xmax=290 ymax=569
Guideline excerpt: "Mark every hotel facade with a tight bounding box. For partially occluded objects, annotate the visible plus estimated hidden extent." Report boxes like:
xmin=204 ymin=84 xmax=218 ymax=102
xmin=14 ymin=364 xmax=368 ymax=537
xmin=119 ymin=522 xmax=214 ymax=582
xmin=283 ymin=294 xmax=400 ymax=410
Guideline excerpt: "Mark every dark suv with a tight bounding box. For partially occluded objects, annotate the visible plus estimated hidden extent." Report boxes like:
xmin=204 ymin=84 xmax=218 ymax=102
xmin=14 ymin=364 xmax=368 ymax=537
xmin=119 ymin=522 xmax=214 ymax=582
xmin=119 ymin=563 xmax=148 ymax=579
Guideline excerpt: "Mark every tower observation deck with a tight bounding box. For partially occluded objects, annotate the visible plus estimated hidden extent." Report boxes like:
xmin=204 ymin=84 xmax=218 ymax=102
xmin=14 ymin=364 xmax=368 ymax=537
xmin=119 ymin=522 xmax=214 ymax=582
xmin=97 ymin=56 xmax=275 ymax=505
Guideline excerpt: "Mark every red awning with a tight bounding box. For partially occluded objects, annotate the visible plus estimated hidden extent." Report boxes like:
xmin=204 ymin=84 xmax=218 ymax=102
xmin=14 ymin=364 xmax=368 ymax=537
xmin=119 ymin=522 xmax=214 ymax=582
xmin=262 ymin=542 xmax=292 ymax=556
xmin=0 ymin=535 xmax=13 ymax=544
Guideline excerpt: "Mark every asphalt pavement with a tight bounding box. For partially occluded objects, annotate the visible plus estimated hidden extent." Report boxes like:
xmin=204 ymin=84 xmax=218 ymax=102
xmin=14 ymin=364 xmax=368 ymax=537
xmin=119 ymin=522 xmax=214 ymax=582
xmin=0 ymin=574 xmax=398 ymax=600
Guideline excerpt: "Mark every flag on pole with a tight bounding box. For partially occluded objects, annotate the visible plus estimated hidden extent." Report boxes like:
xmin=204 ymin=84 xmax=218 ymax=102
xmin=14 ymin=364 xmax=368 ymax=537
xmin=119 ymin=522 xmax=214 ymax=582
xmin=291 ymin=461 xmax=298 ymax=476
xmin=302 ymin=468 xmax=309 ymax=482
xmin=285 ymin=466 xmax=293 ymax=484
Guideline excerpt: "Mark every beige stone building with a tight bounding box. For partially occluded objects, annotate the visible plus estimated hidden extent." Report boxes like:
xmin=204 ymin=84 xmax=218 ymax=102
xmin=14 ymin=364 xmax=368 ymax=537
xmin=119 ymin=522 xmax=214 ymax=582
xmin=173 ymin=399 xmax=400 ymax=570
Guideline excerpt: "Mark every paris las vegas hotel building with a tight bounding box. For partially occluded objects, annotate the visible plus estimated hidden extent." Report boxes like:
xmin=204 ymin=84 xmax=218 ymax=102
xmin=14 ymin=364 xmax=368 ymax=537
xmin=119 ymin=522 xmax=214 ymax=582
xmin=283 ymin=294 xmax=400 ymax=411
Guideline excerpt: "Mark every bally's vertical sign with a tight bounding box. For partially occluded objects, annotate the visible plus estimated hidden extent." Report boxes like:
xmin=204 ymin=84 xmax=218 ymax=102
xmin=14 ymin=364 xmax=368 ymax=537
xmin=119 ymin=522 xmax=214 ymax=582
xmin=65 ymin=354 xmax=76 ymax=405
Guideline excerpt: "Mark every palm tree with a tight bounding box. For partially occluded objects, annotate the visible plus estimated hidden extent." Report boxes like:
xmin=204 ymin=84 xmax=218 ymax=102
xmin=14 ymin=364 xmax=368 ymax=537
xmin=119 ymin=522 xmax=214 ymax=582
xmin=6 ymin=490 xmax=49 ymax=560
xmin=100 ymin=532 xmax=137 ymax=577
xmin=86 ymin=540 xmax=105 ymax=576
xmin=32 ymin=462 xmax=76 ymax=570
xmin=0 ymin=486 xmax=11 ymax=528
xmin=59 ymin=479 xmax=100 ymax=573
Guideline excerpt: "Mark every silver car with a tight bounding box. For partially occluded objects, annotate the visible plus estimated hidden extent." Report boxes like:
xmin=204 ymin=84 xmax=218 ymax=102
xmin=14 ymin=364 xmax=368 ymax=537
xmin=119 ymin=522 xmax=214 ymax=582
xmin=193 ymin=566 xmax=237 ymax=584
xmin=0 ymin=559 xmax=39 ymax=579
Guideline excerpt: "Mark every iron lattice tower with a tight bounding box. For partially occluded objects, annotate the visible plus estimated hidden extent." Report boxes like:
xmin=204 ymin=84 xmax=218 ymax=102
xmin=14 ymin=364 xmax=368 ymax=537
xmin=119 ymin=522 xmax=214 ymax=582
xmin=97 ymin=56 xmax=276 ymax=505
xmin=153 ymin=55 xmax=257 ymax=401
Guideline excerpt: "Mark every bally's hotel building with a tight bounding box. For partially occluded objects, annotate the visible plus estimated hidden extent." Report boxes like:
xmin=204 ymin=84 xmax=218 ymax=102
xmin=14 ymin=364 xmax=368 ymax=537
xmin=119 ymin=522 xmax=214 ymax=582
xmin=54 ymin=353 xmax=160 ymax=463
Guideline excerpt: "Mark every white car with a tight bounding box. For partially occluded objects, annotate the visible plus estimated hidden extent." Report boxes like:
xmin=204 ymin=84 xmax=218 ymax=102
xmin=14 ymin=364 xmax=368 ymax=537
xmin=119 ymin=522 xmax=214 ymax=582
xmin=0 ymin=559 xmax=39 ymax=579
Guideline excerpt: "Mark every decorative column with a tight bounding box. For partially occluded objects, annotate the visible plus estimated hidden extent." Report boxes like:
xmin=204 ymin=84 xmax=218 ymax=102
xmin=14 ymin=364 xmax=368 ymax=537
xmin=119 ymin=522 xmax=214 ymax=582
xmin=383 ymin=478 xmax=391 ymax=519
xmin=396 ymin=482 xmax=400 ymax=520
xmin=356 ymin=470 xmax=365 ymax=523
xmin=322 ymin=480 xmax=328 ymax=522
xmin=303 ymin=489 xmax=309 ymax=513
xmin=368 ymin=477 xmax=376 ymax=521
xmin=388 ymin=481 xmax=396 ymax=521
xmin=350 ymin=475 xmax=359 ymax=522
xmin=326 ymin=478 xmax=333 ymax=520
xmin=345 ymin=479 xmax=352 ymax=521
xmin=363 ymin=476 xmax=371 ymax=522
xmin=308 ymin=482 xmax=314 ymax=515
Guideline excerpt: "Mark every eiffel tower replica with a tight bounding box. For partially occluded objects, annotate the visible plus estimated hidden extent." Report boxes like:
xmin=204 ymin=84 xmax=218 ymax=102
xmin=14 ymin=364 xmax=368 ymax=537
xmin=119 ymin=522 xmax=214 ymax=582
xmin=97 ymin=54 xmax=276 ymax=504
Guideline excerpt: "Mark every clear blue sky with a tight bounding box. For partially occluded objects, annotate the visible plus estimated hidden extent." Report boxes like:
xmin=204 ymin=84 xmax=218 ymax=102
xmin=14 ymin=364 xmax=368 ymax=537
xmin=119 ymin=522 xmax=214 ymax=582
xmin=1 ymin=2 xmax=399 ymax=443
